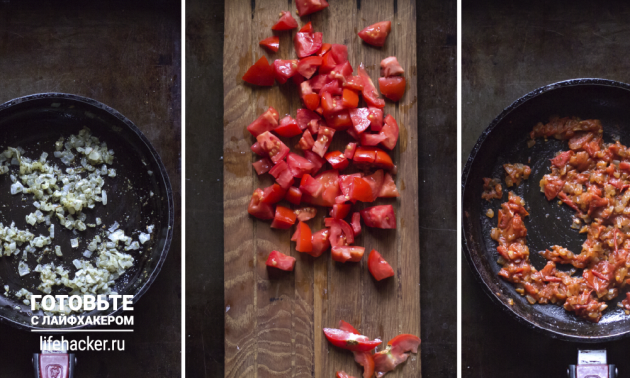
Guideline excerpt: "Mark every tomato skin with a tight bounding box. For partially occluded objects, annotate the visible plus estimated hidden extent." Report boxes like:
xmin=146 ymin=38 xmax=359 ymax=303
xmin=271 ymin=206 xmax=297 ymax=229
xmin=360 ymin=132 xmax=387 ymax=146
xmin=266 ymin=250 xmax=296 ymax=271
xmin=336 ymin=372 xmax=356 ymax=378
xmin=275 ymin=115 xmax=302 ymax=137
xmin=299 ymin=21 xmax=313 ymax=33
xmin=353 ymin=147 xmax=394 ymax=170
xmin=344 ymin=142 xmax=357 ymax=159
xmin=331 ymin=61 xmax=353 ymax=79
xmin=297 ymin=129 xmax=315 ymax=150
xmin=248 ymin=188 xmax=275 ymax=220
xmin=252 ymin=158 xmax=273 ymax=175
xmin=379 ymin=173 xmax=399 ymax=198
xmin=256 ymin=131 xmax=290 ymax=164
xmin=380 ymin=115 xmax=399 ymax=150
xmin=357 ymin=63 xmax=385 ymax=108
xmin=296 ymin=0 xmax=329 ymax=17
xmin=287 ymin=152 xmax=316 ymax=178
xmin=269 ymin=160 xmax=294 ymax=189
xmin=273 ymin=59 xmax=298 ymax=84
xmin=303 ymin=150 xmax=325 ymax=174
xmin=380 ymin=56 xmax=404 ymax=77
xmin=342 ymin=88 xmax=359 ymax=108
xmin=368 ymin=249 xmax=394 ymax=281
xmin=247 ymin=107 xmax=279 ymax=137
xmin=261 ymin=183 xmax=286 ymax=204
xmin=351 ymin=212 xmax=362 ymax=236
xmin=243 ymin=56 xmax=275 ymax=86
xmin=311 ymin=228 xmax=331 ymax=257
xmin=325 ymin=218 xmax=355 ymax=246
xmin=373 ymin=334 xmax=421 ymax=377
xmin=294 ymin=221 xmax=313 ymax=253
xmin=272 ymin=11 xmax=298 ymax=30
xmin=361 ymin=205 xmax=396 ymax=229
xmin=259 ymin=36 xmax=280 ymax=52
xmin=378 ymin=76 xmax=406 ymax=102
xmin=325 ymin=151 xmax=349 ymax=170
xmin=285 ymin=186 xmax=303 ymax=205
xmin=358 ymin=21 xmax=392 ymax=47
xmin=294 ymin=31 xmax=323 ymax=58
xmin=350 ymin=177 xmax=374 ymax=202
xmin=300 ymin=174 xmax=324 ymax=197
xmin=331 ymin=246 xmax=365 ymax=262
xmin=317 ymin=43 xmax=332 ymax=56
xmin=330 ymin=203 xmax=351 ymax=220
xmin=303 ymin=93 xmax=320 ymax=111
xmin=312 ymin=126 xmax=335 ymax=157
xmin=298 ymin=56 xmax=323 ymax=79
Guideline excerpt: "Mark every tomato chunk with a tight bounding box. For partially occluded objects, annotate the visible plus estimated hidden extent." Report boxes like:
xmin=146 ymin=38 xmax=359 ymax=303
xmin=297 ymin=129 xmax=315 ymax=150
xmin=296 ymin=108 xmax=321 ymax=130
xmin=336 ymin=372 xmax=356 ymax=378
xmin=353 ymin=147 xmax=394 ymax=170
xmin=299 ymin=21 xmax=313 ymax=33
xmin=294 ymin=31 xmax=323 ymax=58
xmin=326 ymin=218 xmax=355 ymax=247
xmin=274 ymin=115 xmax=302 ymax=137
xmin=248 ymin=188 xmax=274 ymax=220
xmin=269 ymin=160 xmax=294 ymax=189
xmin=303 ymin=150 xmax=325 ymax=174
xmin=351 ymin=212 xmax=361 ymax=236
xmin=325 ymin=110 xmax=353 ymax=130
xmin=344 ymin=142 xmax=357 ymax=159
xmin=312 ymin=126 xmax=335 ymax=157
xmin=380 ymin=115 xmax=399 ymax=150
xmin=243 ymin=56 xmax=275 ymax=86
xmin=273 ymin=59 xmax=298 ymax=84
xmin=330 ymin=44 xmax=348 ymax=64
xmin=358 ymin=63 xmax=385 ymax=108
xmin=296 ymin=0 xmax=329 ymax=17
xmin=294 ymin=206 xmax=317 ymax=222
xmin=266 ymin=250 xmax=296 ymax=271
xmin=252 ymin=158 xmax=272 ymax=175
xmin=302 ymin=169 xmax=340 ymax=207
xmin=368 ymin=107 xmax=384 ymax=132
xmin=330 ymin=203 xmax=351 ymax=220
xmin=380 ymin=56 xmax=404 ymax=77
xmin=379 ymin=76 xmax=406 ymax=102
xmin=368 ymin=249 xmax=394 ymax=281
xmin=361 ymin=205 xmax=396 ymax=229
xmin=320 ymin=51 xmax=337 ymax=74
xmin=379 ymin=173 xmax=400 ymax=198
xmin=325 ymin=151 xmax=349 ymax=170
xmin=358 ymin=21 xmax=392 ymax=47
xmin=342 ymin=88 xmax=359 ymax=108
xmin=317 ymin=43 xmax=332 ymax=56
xmin=284 ymin=186 xmax=302 ymax=205
xmin=293 ymin=221 xmax=313 ymax=253
xmin=259 ymin=36 xmax=280 ymax=52
xmin=373 ymin=334 xmax=421 ymax=377
xmin=247 ymin=107 xmax=279 ymax=137
xmin=256 ymin=131 xmax=290 ymax=163
xmin=300 ymin=174 xmax=324 ymax=197
xmin=261 ymin=183 xmax=286 ymax=204
xmin=349 ymin=108 xmax=371 ymax=133
xmin=331 ymin=246 xmax=365 ymax=263
xmin=271 ymin=206 xmax=297 ymax=229
xmin=361 ymin=132 xmax=387 ymax=146
xmin=287 ymin=152 xmax=316 ymax=178
xmin=311 ymin=228 xmax=331 ymax=257
xmin=298 ymin=56 xmax=323 ymax=79
xmin=272 ymin=11 xmax=298 ymax=30
xmin=303 ymin=93 xmax=320 ymax=111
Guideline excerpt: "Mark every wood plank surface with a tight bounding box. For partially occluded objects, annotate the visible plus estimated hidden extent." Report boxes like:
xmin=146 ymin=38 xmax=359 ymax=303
xmin=224 ymin=1 xmax=419 ymax=377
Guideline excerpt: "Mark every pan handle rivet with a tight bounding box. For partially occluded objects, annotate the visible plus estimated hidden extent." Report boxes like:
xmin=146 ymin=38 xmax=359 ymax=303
xmin=566 ymin=368 xmax=570 ymax=377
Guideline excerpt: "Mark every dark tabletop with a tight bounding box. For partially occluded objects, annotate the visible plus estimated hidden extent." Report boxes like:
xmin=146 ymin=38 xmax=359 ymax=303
xmin=185 ymin=0 xmax=456 ymax=377
xmin=463 ymin=0 xmax=630 ymax=377
xmin=0 ymin=1 xmax=181 ymax=376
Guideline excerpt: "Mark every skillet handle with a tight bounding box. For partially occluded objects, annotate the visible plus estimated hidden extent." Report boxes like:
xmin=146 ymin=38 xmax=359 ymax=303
xmin=568 ymin=364 xmax=617 ymax=378
xmin=33 ymin=353 xmax=76 ymax=378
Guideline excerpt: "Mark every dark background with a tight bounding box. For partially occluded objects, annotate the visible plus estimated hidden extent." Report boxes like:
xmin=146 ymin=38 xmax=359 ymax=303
xmin=0 ymin=1 xmax=181 ymax=377
xmin=185 ymin=0 xmax=456 ymax=377
xmin=463 ymin=0 xmax=630 ymax=377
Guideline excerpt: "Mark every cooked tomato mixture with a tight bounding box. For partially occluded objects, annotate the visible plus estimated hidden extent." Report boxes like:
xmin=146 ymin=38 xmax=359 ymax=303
xmin=490 ymin=117 xmax=630 ymax=322
xmin=481 ymin=177 xmax=502 ymax=201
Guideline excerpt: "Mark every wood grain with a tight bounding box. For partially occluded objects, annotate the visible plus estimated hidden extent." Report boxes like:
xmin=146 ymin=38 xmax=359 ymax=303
xmin=224 ymin=1 xmax=419 ymax=377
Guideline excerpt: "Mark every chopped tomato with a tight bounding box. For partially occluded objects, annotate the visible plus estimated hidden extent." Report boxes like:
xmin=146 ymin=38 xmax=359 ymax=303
xmin=285 ymin=186 xmax=302 ymax=205
xmin=326 ymin=110 xmax=353 ymax=129
xmin=275 ymin=115 xmax=302 ymax=137
xmin=380 ymin=115 xmax=399 ymax=150
xmin=296 ymin=108 xmax=321 ymax=130
xmin=363 ymin=170 xmax=384 ymax=202
xmin=272 ymin=11 xmax=298 ymax=30
xmin=248 ymin=188 xmax=274 ymax=220
xmin=331 ymin=246 xmax=365 ymax=263
xmin=261 ymin=183 xmax=286 ymax=204
xmin=350 ymin=176 xmax=374 ymax=202
xmin=330 ymin=203 xmax=351 ymax=220
xmin=299 ymin=21 xmax=313 ymax=33
xmin=358 ymin=63 xmax=385 ymax=108
xmin=344 ymin=142 xmax=357 ymax=159
xmin=304 ymin=150 xmax=325 ymax=174
xmin=269 ymin=160 xmax=294 ymax=189
xmin=353 ymin=147 xmax=394 ymax=170
xmin=247 ymin=107 xmax=279 ymax=137
xmin=266 ymin=250 xmax=296 ymax=271
xmin=361 ymin=205 xmax=396 ymax=229
xmin=300 ymin=174 xmax=324 ymax=197
xmin=252 ymin=158 xmax=273 ymax=175
xmin=320 ymin=51 xmax=337 ymax=74
xmin=380 ymin=56 xmax=404 ymax=77
xmin=338 ymin=173 xmax=362 ymax=203
xmin=342 ymin=88 xmax=359 ymax=108
xmin=298 ymin=56 xmax=323 ymax=79
xmin=271 ymin=206 xmax=297 ymax=229
xmin=297 ymin=129 xmax=315 ymax=150
xmin=312 ymin=126 xmax=335 ymax=157
xmin=373 ymin=334 xmax=421 ymax=377
xmin=296 ymin=0 xmax=329 ymax=17
xmin=325 ymin=151 xmax=349 ymax=170
xmin=256 ymin=131 xmax=290 ymax=163
xmin=325 ymin=218 xmax=355 ymax=247
xmin=311 ymin=228 xmax=331 ymax=257
xmin=250 ymin=141 xmax=266 ymax=156
xmin=368 ymin=107 xmax=384 ymax=131
xmin=349 ymin=108 xmax=371 ymax=133
xmin=292 ymin=72 xmax=306 ymax=85
xmin=317 ymin=43 xmax=332 ymax=56
xmin=243 ymin=56 xmax=275 ymax=86
xmin=378 ymin=77 xmax=406 ymax=102
xmin=344 ymin=76 xmax=364 ymax=91
xmin=287 ymin=152 xmax=316 ymax=178
xmin=303 ymin=170 xmax=340 ymax=207
xmin=321 ymin=92 xmax=344 ymax=115
xmin=368 ymin=249 xmax=394 ymax=281
xmin=331 ymin=61 xmax=353 ymax=79
xmin=293 ymin=221 xmax=313 ymax=253
xmin=259 ymin=36 xmax=280 ymax=52
xmin=551 ymin=150 xmax=574 ymax=167
xmin=358 ymin=21 xmax=392 ymax=47
xmin=294 ymin=31 xmax=323 ymax=58
xmin=351 ymin=212 xmax=361 ymax=236
xmin=330 ymin=44 xmax=348 ymax=64
xmin=338 ymin=320 xmax=360 ymax=334
xmin=361 ymin=133 xmax=387 ymax=146
xmin=336 ymin=372 xmax=356 ymax=378
xmin=379 ymin=173 xmax=400 ymax=198
xmin=303 ymin=93 xmax=320 ymax=111
xmin=294 ymin=206 xmax=317 ymax=222
xmin=273 ymin=59 xmax=298 ymax=84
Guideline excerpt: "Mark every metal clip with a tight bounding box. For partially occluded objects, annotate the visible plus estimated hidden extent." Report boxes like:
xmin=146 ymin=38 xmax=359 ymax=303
xmin=567 ymin=350 xmax=617 ymax=378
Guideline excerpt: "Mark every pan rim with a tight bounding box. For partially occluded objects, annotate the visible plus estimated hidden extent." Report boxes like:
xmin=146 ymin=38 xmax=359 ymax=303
xmin=462 ymin=78 xmax=630 ymax=342
xmin=0 ymin=92 xmax=175 ymax=331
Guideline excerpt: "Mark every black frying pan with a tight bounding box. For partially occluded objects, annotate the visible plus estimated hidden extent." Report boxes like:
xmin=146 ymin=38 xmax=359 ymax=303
xmin=0 ymin=93 xmax=174 ymax=331
xmin=462 ymin=79 xmax=630 ymax=342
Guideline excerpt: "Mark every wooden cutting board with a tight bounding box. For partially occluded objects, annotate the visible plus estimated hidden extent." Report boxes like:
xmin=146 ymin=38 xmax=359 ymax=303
xmin=223 ymin=1 xmax=419 ymax=377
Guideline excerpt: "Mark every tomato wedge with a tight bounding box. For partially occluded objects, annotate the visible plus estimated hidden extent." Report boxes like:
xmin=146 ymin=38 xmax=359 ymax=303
xmin=378 ymin=173 xmax=399 ymax=198
xmin=324 ymin=327 xmax=380 ymax=352
xmin=344 ymin=142 xmax=357 ymax=159
xmin=252 ymin=158 xmax=272 ymax=175
xmin=272 ymin=11 xmax=298 ymax=30
xmin=330 ymin=203 xmax=351 ymax=220
xmin=248 ymin=188 xmax=274 ymax=220
xmin=299 ymin=21 xmax=313 ymax=33
xmin=273 ymin=59 xmax=298 ymax=84
xmin=271 ymin=206 xmax=297 ymax=229
xmin=247 ymin=107 xmax=279 ymax=137
xmin=357 ymin=63 xmax=385 ymax=108
xmin=294 ymin=206 xmax=317 ymax=222
xmin=368 ymin=107 xmax=384 ymax=132
xmin=312 ymin=126 xmax=335 ymax=157
xmin=294 ymin=30 xmax=323 ymax=58
xmin=266 ymin=250 xmax=296 ymax=271
xmin=259 ymin=36 xmax=280 ymax=52
xmin=380 ymin=115 xmax=399 ymax=150
xmin=380 ymin=56 xmax=404 ymax=77
xmin=326 ymin=218 xmax=355 ymax=247
xmin=373 ymin=334 xmax=421 ymax=378
xmin=358 ymin=21 xmax=392 ymax=47
xmin=275 ymin=115 xmax=302 ymax=137
xmin=311 ymin=228 xmax=331 ymax=257
xmin=284 ymin=186 xmax=302 ymax=205
xmin=256 ymin=131 xmax=290 ymax=163
xmin=379 ymin=76 xmax=406 ymax=102
xmin=298 ymin=56 xmax=323 ymax=79
xmin=353 ymin=147 xmax=394 ymax=170
xmin=368 ymin=249 xmax=394 ymax=281
xmin=243 ymin=56 xmax=275 ymax=86
xmin=342 ymin=88 xmax=359 ymax=108
xmin=351 ymin=212 xmax=361 ymax=236
xmin=296 ymin=0 xmax=329 ymax=17
xmin=361 ymin=205 xmax=396 ymax=229
xmin=349 ymin=108 xmax=371 ymax=134
xmin=269 ymin=160 xmax=294 ymax=189
xmin=293 ymin=221 xmax=313 ymax=253
xmin=325 ymin=151 xmax=349 ymax=170
xmin=297 ymin=129 xmax=315 ymax=150
xmin=261 ymin=183 xmax=286 ymax=204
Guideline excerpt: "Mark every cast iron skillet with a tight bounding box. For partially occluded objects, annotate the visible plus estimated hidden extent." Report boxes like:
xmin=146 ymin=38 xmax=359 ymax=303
xmin=0 ymin=93 xmax=174 ymax=330
xmin=463 ymin=79 xmax=630 ymax=342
